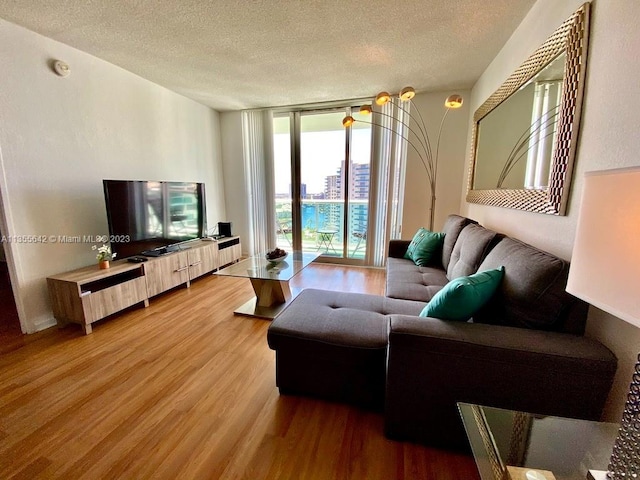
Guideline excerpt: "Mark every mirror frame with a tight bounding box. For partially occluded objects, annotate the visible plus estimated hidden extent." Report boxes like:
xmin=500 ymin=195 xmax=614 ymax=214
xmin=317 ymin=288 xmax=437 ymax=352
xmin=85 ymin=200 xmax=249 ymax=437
xmin=466 ymin=3 xmax=590 ymax=215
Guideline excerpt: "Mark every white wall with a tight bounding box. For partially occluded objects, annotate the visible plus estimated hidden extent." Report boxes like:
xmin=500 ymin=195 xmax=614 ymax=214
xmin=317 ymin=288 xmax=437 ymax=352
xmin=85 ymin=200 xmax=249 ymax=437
xmin=460 ymin=0 xmax=640 ymax=421
xmin=400 ymin=90 xmax=471 ymax=236
xmin=0 ymin=19 xmax=226 ymax=333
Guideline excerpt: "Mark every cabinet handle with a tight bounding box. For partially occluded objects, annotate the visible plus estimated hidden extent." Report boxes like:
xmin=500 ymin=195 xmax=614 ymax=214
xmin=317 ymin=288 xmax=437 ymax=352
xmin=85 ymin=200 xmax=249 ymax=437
xmin=190 ymin=261 xmax=202 ymax=267
xmin=174 ymin=266 xmax=189 ymax=273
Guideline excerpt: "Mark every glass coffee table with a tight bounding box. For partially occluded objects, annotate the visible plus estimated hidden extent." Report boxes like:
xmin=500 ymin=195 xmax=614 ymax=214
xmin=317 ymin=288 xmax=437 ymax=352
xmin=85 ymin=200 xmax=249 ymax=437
xmin=458 ymin=403 xmax=618 ymax=480
xmin=215 ymin=251 xmax=320 ymax=319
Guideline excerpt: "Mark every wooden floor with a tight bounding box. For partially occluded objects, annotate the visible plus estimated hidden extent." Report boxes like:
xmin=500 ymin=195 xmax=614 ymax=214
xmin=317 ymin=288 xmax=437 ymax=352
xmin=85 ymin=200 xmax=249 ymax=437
xmin=0 ymin=263 xmax=480 ymax=480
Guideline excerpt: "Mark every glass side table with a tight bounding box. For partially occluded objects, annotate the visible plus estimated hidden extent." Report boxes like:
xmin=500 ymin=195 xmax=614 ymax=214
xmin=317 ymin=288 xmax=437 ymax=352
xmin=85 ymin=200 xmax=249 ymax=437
xmin=458 ymin=403 xmax=619 ymax=480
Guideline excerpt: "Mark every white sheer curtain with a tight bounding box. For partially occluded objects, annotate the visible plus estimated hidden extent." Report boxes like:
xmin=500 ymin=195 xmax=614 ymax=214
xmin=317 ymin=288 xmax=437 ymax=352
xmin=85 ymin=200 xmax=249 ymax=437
xmin=366 ymin=99 xmax=408 ymax=267
xmin=389 ymin=101 xmax=408 ymax=240
xmin=524 ymin=80 xmax=561 ymax=189
xmin=242 ymin=109 xmax=276 ymax=255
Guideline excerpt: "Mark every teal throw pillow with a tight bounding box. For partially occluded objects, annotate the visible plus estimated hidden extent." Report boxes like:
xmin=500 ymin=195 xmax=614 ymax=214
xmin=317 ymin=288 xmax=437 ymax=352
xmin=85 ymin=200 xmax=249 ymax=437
xmin=403 ymin=228 xmax=445 ymax=266
xmin=419 ymin=267 xmax=505 ymax=321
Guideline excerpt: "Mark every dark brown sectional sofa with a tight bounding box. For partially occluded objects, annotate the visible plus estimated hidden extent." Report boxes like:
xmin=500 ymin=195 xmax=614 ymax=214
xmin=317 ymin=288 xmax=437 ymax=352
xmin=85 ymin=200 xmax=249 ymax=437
xmin=267 ymin=214 xmax=617 ymax=450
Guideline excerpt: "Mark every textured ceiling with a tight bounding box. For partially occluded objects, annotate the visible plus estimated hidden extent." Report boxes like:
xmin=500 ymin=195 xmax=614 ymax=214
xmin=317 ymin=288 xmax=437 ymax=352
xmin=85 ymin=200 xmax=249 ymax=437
xmin=0 ymin=0 xmax=536 ymax=111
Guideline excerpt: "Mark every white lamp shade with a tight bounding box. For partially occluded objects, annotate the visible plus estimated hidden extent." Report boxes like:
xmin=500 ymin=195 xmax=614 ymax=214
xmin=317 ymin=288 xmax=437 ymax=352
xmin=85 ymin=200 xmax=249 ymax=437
xmin=566 ymin=167 xmax=640 ymax=327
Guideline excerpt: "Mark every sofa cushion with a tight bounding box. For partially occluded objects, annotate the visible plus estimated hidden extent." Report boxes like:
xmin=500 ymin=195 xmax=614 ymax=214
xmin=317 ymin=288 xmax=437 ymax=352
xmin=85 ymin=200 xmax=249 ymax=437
xmin=404 ymin=228 xmax=445 ymax=266
xmin=447 ymin=224 xmax=501 ymax=280
xmin=420 ymin=267 xmax=504 ymax=321
xmin=386 ymin=257 xmax=449 ymax=302
xmin=441 ymin=215 xmax=477 ymax=270
xmin=268 ymin=288 xmax=426 ymax=350
xmin=474 ymin=237 xmax=581 ymax=333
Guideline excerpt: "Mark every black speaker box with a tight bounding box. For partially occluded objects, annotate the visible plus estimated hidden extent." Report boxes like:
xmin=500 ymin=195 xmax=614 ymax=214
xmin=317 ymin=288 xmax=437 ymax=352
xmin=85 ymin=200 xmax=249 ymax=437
xmin=218 ymin=222 xmax=232 ymax=237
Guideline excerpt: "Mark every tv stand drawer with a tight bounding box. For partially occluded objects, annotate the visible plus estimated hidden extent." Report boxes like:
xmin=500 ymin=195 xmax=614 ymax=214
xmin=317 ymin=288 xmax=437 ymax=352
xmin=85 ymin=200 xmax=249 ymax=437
xmin=85 ymin=277 xmax=148 ymax=322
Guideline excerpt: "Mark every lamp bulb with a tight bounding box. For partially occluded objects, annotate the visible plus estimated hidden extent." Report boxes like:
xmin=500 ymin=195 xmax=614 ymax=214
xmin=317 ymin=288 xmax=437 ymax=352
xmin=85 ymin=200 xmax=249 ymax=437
xmin=374 ymin=92 xmax=391 ymax=106
xmin=445 ymin=94 xmax=463 ymax=109
xmin=342 ymin=116 xmax=355 ymax=128
xmin=400 ymin=87 xmax=416 ymax=101
xmin=359 ymin=105 xmax=372 ymax=115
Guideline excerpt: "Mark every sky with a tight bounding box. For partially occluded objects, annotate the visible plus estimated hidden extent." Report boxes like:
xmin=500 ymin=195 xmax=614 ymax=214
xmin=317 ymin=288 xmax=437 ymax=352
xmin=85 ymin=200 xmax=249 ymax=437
xmin=273 ymin=128 xmax=371 ymax=195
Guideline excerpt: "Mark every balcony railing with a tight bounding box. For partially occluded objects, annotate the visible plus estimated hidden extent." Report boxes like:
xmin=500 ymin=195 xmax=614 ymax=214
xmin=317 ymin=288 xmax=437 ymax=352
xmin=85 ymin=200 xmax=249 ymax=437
xmin=275 ymin=199 xmax=367 ymax=259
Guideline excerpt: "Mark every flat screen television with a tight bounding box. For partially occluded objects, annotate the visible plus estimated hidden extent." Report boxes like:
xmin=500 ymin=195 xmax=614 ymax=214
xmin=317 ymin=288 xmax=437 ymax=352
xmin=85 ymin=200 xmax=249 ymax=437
xmin=103 ymin=180 xmax=206 ymax=259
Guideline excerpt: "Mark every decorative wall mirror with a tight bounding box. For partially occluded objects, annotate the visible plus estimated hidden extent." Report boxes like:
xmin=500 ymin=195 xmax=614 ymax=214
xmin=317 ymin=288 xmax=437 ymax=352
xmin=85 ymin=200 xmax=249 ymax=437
xmin=466 ymin=3 xmax=590 ymax=215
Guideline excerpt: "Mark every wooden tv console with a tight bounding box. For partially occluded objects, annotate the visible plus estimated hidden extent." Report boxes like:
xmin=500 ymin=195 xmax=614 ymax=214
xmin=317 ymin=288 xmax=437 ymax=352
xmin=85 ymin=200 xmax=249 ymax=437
xmin=47 ymin=237 xmax=241 ymax=334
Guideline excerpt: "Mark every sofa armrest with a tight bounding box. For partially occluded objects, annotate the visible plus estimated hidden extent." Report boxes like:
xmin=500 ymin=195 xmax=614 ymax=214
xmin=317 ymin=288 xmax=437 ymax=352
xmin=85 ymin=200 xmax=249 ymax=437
xmin=384 ymin=315 xmax=617 ymax=450
xmin=388 ymin=240 xmax=410 ymax=258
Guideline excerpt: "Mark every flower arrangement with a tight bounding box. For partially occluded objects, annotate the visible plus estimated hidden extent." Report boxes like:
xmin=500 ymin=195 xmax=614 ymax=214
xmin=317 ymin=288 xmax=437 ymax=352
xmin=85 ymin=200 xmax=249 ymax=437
xmin=92 ymin=244 xmax=116 ymax=262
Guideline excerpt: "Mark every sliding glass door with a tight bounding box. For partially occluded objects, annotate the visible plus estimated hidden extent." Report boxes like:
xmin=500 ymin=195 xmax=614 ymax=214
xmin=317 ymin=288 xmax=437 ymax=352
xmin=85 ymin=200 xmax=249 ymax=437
xmin=273 ymin=107 xmax=371 ymax=262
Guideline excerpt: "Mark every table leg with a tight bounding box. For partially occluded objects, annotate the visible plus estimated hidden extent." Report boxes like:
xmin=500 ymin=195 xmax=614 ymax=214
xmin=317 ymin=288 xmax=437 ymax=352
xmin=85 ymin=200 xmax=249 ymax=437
xmin=234 ymin=279 xmax=293 ymax=319
xmin=250 ymin=278 xmax=292 ymax=307
xmin=317 ymin=233 xmax=327 ymax=252
xmin=317 ymin=232 xmax=337 ymax=254
xmin=325 ymin=235 xmax=337 ymax=254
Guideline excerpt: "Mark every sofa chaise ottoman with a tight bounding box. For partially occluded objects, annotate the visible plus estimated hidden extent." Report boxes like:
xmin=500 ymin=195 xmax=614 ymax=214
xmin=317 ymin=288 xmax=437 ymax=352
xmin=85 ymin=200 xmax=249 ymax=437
xmin=267 ymin=288 xmax=425 ymax=409
xmin=266 ymin=215 xmax=617 ymax=450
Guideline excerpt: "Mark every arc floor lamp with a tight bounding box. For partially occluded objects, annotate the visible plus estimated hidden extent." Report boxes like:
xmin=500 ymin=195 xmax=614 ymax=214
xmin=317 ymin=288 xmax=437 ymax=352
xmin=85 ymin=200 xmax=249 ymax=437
xmin=342 ymin=87 xmax=463 ymax=231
